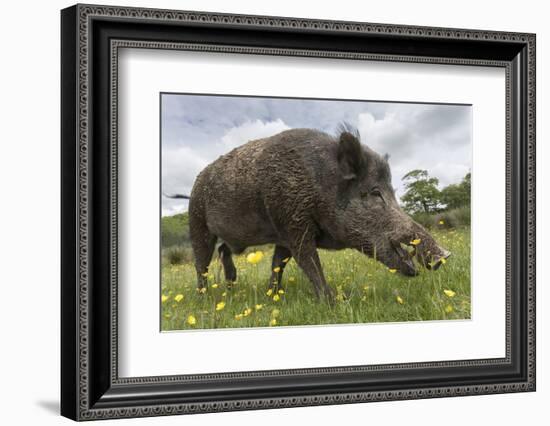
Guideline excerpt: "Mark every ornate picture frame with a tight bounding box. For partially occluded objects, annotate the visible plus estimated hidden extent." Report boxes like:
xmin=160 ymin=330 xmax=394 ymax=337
xmin=61 ymin=4 xmax=535 ymax=420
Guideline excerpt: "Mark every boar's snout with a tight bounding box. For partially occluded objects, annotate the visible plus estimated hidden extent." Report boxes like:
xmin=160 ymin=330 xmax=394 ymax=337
xmin=426 ymin=248 xmax=452 ymax=271
xmin=390 ymin=239 xmax=419 ymax=276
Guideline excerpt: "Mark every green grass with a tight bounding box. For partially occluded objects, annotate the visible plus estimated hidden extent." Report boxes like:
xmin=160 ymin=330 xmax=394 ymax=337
xmin=160 ymin=227 xmax=470 ymax=331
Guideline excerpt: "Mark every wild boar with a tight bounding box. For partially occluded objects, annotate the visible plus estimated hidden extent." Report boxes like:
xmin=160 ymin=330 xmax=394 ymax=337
xmin=167 ymin=125 xmax=450 ymax=301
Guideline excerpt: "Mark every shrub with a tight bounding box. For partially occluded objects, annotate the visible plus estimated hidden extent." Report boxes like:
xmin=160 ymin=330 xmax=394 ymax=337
xmin=411 ymin=206 xmax=470 ymax=229
xmin=164 ymin=246 xmax=193 ymax=265
xmin=410 ymin=211 xmax=434 ymax=229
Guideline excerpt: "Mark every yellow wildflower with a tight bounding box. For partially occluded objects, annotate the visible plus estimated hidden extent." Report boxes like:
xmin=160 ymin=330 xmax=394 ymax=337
xmin=255 ymin=304 xmax=264 ymax=311
xmin=410 ymin=238 xmax=421 ymax=245
xmin=278 ymin=289 xmax=285 ymax=295
xmin=235 ymin=314 xmax=244 ymax=320
xmin=266 ymin=288 xmax=273 ymax=296
xmin=161 ymin=294 xmax=169 ymax=303
xmin=246 ymin=251 xmax=264 ymax=264
xmin=216 ymin=301 xmax=226 ymax=311
xmin=388 ymin=268 xmax=397 ymax=274
xmin=222 ymin=291 xmax=227 ymax=297
xmin=269 ymin=318 xmax=277 ymax=326
xmin=396 ymin=296 xmax=404 ymax=305
xmin=187 ymin=315 xmax=196 ymax=325
xmin=440 ymin=257 xmax=447 ymax=265
xmin=273 ymin=294 xmax=281 ymax=302
xmin=443 ymin=289 xmax=456 ymax=298
xmin=439 ymin=219 xmax=445 ymax=225
xmin=197 ymin=287 xmax=207 ymax=294
xmin=445 ymin=304 xmax=454 ymax=313
xmin=174 ymin=294 xmax=184 ymax=303
xmin=288 ymin=277 xmax=296 ymax=283
xmin=273 ymin=267 xmax=281 ymax=273
xmin=212 ymin=283 xmax=219 ymax=289
xmin=282 ymin=257 xmax=290 ymax=263
xmin=271 ymin=309 xmax=280 ymax=318
xmin=243 ymin=308 xmax=253 ymax=316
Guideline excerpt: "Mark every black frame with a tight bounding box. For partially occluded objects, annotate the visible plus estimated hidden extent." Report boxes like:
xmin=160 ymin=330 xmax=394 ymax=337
xmin=61 ymin=4 xmax=536 ymax=421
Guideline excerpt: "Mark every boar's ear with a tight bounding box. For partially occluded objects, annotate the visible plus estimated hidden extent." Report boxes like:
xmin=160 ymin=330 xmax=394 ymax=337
xmin=337 ymin=132 xmax=366 ymax=180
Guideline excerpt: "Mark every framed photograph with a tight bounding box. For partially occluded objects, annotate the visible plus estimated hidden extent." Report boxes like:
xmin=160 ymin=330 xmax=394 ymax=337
xmin=61 ymin=4 xmax=536 ymax=421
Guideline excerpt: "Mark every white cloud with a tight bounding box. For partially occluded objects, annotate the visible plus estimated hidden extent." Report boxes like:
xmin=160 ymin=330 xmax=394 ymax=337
xmin=357 ymin=111 xmax=411 ymax=159
xmin=161 ymin=119 xmax=291 ymax=215
xmin=356 ymin=106 xmax=471 ymax=196
xmin=220 ymin=119 xmax=290 ymax=150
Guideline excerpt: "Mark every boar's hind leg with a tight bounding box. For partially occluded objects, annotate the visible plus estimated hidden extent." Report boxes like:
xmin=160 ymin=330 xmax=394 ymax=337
xmin=191 ymin=229 xmax=217 ymax=291
xmin=290 ymin=241 xmax=335 ymax=302
xmin=218 ymin=243 xmax=237 ymax=283
xmin=268 ymin=245 xmax=292 ymax=292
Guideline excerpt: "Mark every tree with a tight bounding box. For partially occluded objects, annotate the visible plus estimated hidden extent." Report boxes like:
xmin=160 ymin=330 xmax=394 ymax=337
xmin=440 ymin=172 xmax=471 ymax=210
xmin=401 ymin=169 xmax=441 ymax=214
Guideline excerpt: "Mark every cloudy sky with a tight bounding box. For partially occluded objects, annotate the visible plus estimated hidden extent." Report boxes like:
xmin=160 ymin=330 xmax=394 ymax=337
xmin=161 ymin=93 xmax=471 ymax=216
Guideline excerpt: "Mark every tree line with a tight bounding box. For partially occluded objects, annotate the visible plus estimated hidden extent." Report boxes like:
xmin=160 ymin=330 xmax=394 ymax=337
xmin=400 ymin=169 xmax=471 ymax=214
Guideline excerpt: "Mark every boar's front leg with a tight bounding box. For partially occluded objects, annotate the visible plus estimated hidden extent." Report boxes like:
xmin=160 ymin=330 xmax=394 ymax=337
xmin=218 ymin=242 xmax=237 ymax=284
xmin=268 ymin=245 xmax=292 ymax=292
xmin=290 ymin=237 xmax=335 ymax=302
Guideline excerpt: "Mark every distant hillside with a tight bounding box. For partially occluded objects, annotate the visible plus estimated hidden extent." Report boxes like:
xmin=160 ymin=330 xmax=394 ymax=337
xmin=161 ymin=212 xmax=190 ymax=248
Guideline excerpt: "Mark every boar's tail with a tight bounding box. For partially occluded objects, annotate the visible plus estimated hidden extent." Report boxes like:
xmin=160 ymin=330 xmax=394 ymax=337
xmin=163 ymin=192 xmax=190 ymax=200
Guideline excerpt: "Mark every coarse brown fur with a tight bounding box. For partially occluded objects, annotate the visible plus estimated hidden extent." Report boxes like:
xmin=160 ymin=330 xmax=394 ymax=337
xmin=180 ymin=127 xmax=450 ymax=301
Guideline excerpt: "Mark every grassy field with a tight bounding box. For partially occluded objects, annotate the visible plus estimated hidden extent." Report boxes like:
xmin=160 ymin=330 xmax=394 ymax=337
xmin=160 ymin=227 xmax=470 ymax=331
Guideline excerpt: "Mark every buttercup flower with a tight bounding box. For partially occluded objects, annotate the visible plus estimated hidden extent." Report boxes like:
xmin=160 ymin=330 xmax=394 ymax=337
xmin=288 ymin=277 xmax=296 ymax=283
xmin=269 ymin=318 xmax=277 ymax=326
xmin=246 ymin=251 xmax=264 ymax=264
xmin=273 ymin=294 xmax=281 ymax=302
xmin=211 ymin=283 xmax=219 ymax=289
xmin=255 ymin=304 xmax=263 ymax=311
xmin=271 ymin=309 xmax=280 ymax=318
xmin=187 ymin=315 xmax=197 ymax=325
xmin=410 ymin=238 xmax=421 ymax=245
xmin=443 ymin=289 xmax=456 ymax=298
xmin=282 ymin=257 xmax=290 ymax=263
xmin=216 ymin=301 xmax=226 ymax=311
xmin=278 ymin=289 xmax=285 ymax=295
xmin=273 ymin=267 xmax=281 ymax=273
xmin=161 ymin=294 xmax=169 ymax=303
xmin=174 ymin=294 xmax=184 ymax=303
xmin=234 ymin=314 xmax=244 ymax=320
xmin=439 ymin=219 xmax=445 ymax=225
xmin=396 ymin=296 xmax=404 ymax=305
xmin=266 ymin=289 xmax=273 ymax=296
xmin=445 ymin=305 xmax=454 ymax=313
xmin=388 ymin=268 xmax=397 ymax=274
xmin=243 ymin=308 xmax=253 ymax=317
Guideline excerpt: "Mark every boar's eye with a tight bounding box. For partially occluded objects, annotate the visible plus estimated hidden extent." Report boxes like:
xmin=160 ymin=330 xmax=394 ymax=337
xmin=371 ymin=188 xmax=382 ymax=198
xmin=371 ymin=188 xmax=386 ymax=204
